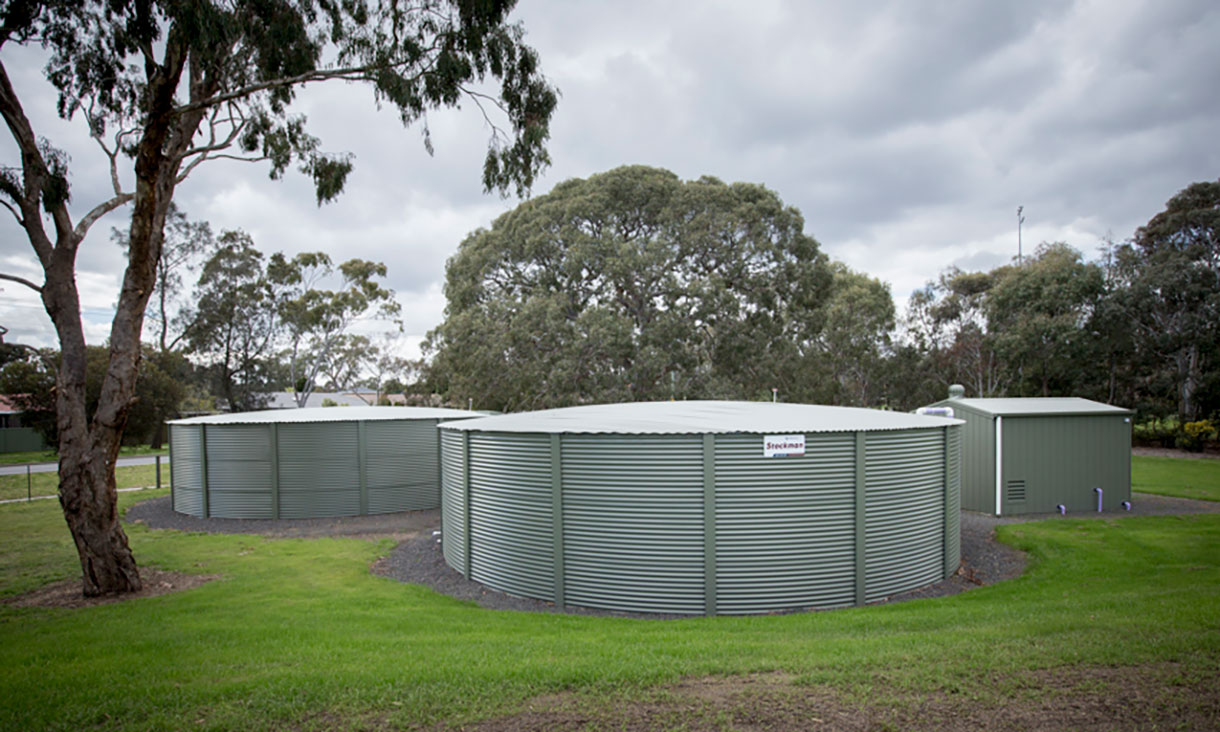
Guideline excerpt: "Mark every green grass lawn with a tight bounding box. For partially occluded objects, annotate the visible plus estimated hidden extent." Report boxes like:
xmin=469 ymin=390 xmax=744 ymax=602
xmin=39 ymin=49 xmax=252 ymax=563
xmin=1133 ymin=455 xmax=1220 ymax=501
xmin=0 ymin=490 xmax=1217 ymax=731
xmin=0 ymin=464 xmax=165 ymax=502
xmin=0 ymin=445 xmax=168 ymax=466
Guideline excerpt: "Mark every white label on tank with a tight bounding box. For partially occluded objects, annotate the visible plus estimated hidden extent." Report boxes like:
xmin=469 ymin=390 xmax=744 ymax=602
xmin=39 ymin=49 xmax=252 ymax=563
xmin=763 ymin=434 xmax=805 ymax=457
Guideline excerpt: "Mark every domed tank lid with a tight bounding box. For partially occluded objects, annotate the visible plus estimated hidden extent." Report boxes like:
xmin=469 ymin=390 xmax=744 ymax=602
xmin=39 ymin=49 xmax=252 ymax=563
xmin=438 ymin=400 xmax=962 ymax=435
xmin=169 ymin=406 xmax=486 ymax=425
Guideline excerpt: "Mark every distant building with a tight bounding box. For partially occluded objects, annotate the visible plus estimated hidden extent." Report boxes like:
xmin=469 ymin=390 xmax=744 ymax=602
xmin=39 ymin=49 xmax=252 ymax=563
xmin=258 ymin=392 xmax=373 ymax=410
xmin=0 ymin=395 xmax=45 ymax=452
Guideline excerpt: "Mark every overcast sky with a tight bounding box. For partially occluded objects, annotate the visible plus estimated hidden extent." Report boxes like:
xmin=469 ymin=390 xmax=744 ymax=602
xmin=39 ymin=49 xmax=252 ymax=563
xmin=2 ymin=0 xmax=1218 ymax=359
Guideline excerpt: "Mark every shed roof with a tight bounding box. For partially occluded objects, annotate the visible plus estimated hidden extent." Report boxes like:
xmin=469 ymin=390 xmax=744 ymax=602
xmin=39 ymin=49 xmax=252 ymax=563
xmin=169 ymin=406 xmax=484 ymax=425
xmin=937 ymin=397 xmax=1133 ymax=417
xmin=438 ymin=400 xmax=962 ymax=435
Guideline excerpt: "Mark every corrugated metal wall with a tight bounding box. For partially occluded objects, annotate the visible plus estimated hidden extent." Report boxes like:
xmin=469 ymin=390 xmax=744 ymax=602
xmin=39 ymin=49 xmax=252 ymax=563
xmin=945 ymin=425 xmax=962 ymax=573
xmin=171 ymin=424 xmax=203 ymax=516
xmin=439 ymin=425 xmax=961 ymax=615
xmin=440 ymin=430 xmax=466 ymax=571
xmin=563 ymin=434 xmax=705 ymax=614
xmin=171 ymin=417 xmax=461 ymax=519
xmin=366 ymin=419 xmax=439 ymax=513
xmin=942 ymin=404 xmax=995 ymax=513
xmin=468 ymin=432 xmax=555 ymax=600
xmin=204 ymin=424 xmax=275 ymax=518
xmin=864 ymin=430 xmax=946 ymax=602
xmin=714 ymin=433 xmax=856 ymax=612
xmin=276 ymin=423 xmax=361 ymax=518
xmin=1002 ymin=415 xmax=1131 ymax=513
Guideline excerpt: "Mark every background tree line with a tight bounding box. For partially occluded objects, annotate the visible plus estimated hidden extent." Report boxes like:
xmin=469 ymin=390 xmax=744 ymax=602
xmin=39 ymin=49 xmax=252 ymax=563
xmin=1 ymin=209 xmax=415 ymax=447
xmin=6 ymin=169 xmax=1213 ymax=451
xmin=422 ymin=167 xmax=1220 ymax=445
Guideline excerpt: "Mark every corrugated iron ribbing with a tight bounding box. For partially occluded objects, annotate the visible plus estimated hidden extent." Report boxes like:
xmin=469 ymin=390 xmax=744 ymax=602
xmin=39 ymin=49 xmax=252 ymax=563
xmin=864 ymin=430 xmax=945 ymax=602
xmin=714 ymin=433 xmax=856 ymax=612
xmin=277 ymin=423 xmax=361 ymax=518
xmin=204 ymin=424 xmax=274 ymax=518
xmin=367 ymin=420 xmax=438 ymax=512
xmin=171 ymin=424 xmax=203 ymax=515
xmin=562 ymin=435 xmax=705 ymax=614
xmin=440 ymin=430 xmax=467 ymax=571
xmin=439 ymin=420 xmax=962 ymax=615
xmin=945 ymin=426 xmax=962 ymax=571
xmin=468 ymin=433 xmax=555 ymax=601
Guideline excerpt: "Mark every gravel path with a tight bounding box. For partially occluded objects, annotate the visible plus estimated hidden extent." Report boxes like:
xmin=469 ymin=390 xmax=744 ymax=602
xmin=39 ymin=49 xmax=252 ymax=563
xmin=128 ymin=492 xmax=1220 ymax=618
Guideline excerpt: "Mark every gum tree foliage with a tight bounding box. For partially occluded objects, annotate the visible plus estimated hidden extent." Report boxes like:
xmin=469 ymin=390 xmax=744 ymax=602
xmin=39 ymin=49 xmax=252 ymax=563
xmin=905 ymin=267 xmax=1006 ymax=398
xmin=816 ymin=263 xmax=896 ymax=407
xmin=426 ymin=166 xmax=833 ymax=411
xmin=1111 ymin=180 xmax=1220 ymax=421
xmin=0 ymin=0 xmax=557 ymax=596
xmin=184 ymin=231 xmax=279 ymax=413
xmin=270 ymin=252 xmax=401 ymax=407
xmin=113 ymin=204 xmax=216 ymax=354
xmin=985 ymin=242 xmax=1105 ymax=397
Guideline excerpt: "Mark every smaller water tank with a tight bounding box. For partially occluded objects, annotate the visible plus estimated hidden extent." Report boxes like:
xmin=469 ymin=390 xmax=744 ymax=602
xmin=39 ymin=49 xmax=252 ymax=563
xmin=168 ymin=406 xmax=483 ymax=519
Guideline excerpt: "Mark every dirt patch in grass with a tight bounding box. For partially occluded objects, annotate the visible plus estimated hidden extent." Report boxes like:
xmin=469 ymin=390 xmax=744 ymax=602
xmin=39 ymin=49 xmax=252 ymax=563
xmin=1 ymin=568 xmax=219 ymax=610
xmin=457 ymin=664 xmax=1220 ymax=731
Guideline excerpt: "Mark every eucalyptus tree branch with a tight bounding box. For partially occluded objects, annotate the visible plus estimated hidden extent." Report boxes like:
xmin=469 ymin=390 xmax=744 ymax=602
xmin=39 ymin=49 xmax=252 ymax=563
xmin=74 ymin=193 xmax=135 ymax=242
xmin=0 ymin=271 xmax=43 ymax=293
xmin=0 ymin=198 xmax=21 ymax=226
xmin=174 ymin=36 xmax=445 ymax=116
xmin=0 ymin=59 xmax=64 ymax=264
xmin=460 ymin=87 xmax=510 ymax=145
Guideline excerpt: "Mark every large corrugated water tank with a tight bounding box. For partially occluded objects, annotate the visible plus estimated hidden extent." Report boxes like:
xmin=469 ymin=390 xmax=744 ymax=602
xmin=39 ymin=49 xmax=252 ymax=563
xmin=168 ymin=406 xmax=483 ymax=519
xmin=438 ymin=401 xmax=963 ymax=616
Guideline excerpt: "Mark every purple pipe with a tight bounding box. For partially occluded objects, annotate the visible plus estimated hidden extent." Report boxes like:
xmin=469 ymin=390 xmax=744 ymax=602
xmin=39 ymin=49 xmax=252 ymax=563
xmin=1122 ymin=501 xmax=1131 ymax=511
xmin=1094 ymin=487 xmax=1103 ymax=512
xmin=1057 ymin=504 xmax=1066 ymax=515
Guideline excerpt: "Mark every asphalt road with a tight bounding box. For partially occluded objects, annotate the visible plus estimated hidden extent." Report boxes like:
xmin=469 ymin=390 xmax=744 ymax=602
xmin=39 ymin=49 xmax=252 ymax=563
xmin=0 ymin=455 xmax=168 ymax=476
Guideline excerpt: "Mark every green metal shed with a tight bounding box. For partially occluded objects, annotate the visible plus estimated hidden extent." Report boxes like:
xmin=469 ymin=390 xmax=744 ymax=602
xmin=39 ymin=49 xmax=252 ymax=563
xmin=167 ymin=406 xmax=482 ymax=519
xmin=438 ymin=401 xmax=963 ymax=616
xmin=923 ymin=388 xmax=1133 ymax=516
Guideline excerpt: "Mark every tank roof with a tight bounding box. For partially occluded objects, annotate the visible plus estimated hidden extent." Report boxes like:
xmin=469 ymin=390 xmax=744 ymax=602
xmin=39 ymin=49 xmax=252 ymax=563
xmin=937 ymin=397 xmax=1133 ymax=417
xmin=169 ymin=406 xmax=484 ymax=425
xmin=438 ymin=400 xmax=961 ymax=435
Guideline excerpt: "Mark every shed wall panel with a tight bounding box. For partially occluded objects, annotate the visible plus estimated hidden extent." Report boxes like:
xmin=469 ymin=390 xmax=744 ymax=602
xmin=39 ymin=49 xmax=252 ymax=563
xmin=562 ymin=435 xmax=705 ymax=614
xmin=440 ymin=430 xmax=466 ymax=570
xmin=950 ymin=405 xmax=995 ymax=513
xmin=170 ymin=424 xmax=203 ymax=516
xmin=713 ymin=433 xmax=856 ymax=612
xmin=468 ymin=432 xmax=555 ymax=601
xmin=864 ymin=430 xmax=945 ymax=601
xmin=1002 ymin=415 xmax=1131 ymax=513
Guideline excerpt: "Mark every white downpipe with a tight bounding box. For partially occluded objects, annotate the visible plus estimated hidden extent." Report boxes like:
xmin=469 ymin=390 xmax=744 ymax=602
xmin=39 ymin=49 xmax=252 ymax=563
xmin=994 ymin=416 xmax=1003 ymax=516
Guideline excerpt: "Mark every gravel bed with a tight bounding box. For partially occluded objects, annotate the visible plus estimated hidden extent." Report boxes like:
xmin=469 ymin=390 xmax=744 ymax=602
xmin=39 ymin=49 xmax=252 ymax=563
xmin=128 ymin=492 xmax=1220 ymax=618
xmin=126 ymin=496 xmax=438 ymax=540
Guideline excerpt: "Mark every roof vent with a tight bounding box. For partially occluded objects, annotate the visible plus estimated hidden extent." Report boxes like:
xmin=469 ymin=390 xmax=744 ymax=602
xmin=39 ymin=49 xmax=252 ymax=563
xmin=947 ymin=384 xmax=965 ymax=400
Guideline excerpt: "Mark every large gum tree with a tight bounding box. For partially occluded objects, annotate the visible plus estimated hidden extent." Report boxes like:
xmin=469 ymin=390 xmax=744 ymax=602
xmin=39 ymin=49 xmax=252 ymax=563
xmin=0 ymin=0 xmax=556 ymax=596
